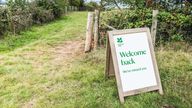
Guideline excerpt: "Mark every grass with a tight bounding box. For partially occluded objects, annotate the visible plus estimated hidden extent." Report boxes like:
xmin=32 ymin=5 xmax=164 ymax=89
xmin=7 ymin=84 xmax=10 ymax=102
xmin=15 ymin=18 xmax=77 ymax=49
xmin=49 ymin=47 xmax=192 ymax=108
xmin=0 ymin=12 xmax=192 ymax=108
xmin=0 ymin=12 xmax=86 ymax=53
xmin=0 ymin=12 xmax=87 ymax=108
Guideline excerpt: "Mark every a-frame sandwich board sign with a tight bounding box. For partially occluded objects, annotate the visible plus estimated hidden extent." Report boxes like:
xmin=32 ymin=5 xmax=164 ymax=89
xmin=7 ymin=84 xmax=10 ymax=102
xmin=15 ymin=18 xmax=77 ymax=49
xmin=105 ymin=28 xmax=163 ymax=103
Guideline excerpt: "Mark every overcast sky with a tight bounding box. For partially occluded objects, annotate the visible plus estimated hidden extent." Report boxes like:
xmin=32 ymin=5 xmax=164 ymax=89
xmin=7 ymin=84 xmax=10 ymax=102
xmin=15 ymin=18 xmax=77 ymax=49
xmin=85 ymin=0 xmax=101 ymax=3
xmin=0 ymin=0 xmax=101 ymax=4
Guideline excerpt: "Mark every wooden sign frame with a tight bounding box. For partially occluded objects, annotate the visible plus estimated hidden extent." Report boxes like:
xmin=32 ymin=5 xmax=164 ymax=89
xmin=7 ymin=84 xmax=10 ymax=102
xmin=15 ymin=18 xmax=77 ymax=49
xmin=105 ymin=28 xmax=163 ymax=103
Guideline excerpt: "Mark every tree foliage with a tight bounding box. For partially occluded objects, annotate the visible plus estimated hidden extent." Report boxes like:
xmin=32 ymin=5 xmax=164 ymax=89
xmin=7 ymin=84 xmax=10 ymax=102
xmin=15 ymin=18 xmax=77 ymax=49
xmin=101 ymin=0 xmax=192 ymax=13
xmin=85 ymin=1 xmax=100 ymax=11
xmin=100 ymin=9 xmax=192 ymax=44
xmin=101 ymin=0 xmax=146 ymax=9
xmin=69 ymin=0 xmax=84 ymax=7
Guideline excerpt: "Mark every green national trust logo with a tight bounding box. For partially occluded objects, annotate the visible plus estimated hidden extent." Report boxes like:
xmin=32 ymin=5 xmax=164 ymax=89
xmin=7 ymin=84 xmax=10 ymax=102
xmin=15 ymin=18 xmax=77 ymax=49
xmin=117 ymin=38 xmax=123 ymax=43
xmin=117 ymin=37 xmax=124 ymax=47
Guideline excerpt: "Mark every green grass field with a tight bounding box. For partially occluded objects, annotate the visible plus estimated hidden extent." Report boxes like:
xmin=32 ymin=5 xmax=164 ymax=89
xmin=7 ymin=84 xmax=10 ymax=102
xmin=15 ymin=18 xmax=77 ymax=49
xmin=0 ymin=12 xmax=192 ymax=108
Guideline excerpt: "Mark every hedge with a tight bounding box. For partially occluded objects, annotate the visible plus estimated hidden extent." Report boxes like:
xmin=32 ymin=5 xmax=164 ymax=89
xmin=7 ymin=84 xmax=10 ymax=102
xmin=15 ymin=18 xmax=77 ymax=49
xmin=100 ymin=9 xmax=192 ymax=44
xmin=0 ymin=0 xmax=69 ymax=36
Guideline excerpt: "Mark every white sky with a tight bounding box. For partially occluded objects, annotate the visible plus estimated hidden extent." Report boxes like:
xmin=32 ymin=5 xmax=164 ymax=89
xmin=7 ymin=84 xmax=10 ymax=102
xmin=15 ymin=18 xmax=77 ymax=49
xmin=1 ymin=0 xmax=100 ymax=3
xmin=0 ymin=0 xmax=101 ymax=4
xmin=85 ymin=0 xmax=101 ymax=3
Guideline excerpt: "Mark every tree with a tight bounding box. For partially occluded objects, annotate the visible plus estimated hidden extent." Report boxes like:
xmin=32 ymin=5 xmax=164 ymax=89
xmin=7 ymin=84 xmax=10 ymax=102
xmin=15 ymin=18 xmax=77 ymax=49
xmin=69 ymin=0 xmax=84 ymax=7
xmin=100 ymin=0 xmax=122 ymax=9
xmin=101 ymin=0 xmax=146 ymax=9
xmin=85 ymin=1 xmax=99 ymax=11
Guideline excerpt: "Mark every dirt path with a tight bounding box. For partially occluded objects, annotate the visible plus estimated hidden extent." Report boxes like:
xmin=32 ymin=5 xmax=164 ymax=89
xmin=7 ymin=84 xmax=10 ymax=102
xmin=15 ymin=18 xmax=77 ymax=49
xmin=0 ymin=38 xmax=85 ymax=108
xmin=52 ymin=39 xmax=84 ymax=61
xmin=22 ymin=38 xmax=85 ymax=108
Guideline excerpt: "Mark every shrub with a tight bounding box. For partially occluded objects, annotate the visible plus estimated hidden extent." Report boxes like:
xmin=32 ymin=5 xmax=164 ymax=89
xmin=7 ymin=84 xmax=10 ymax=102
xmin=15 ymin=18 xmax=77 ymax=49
xmin=6 ymin=0 xmax=33 ymax=33
xmin=7 ymin=0 xmax=28 ymax=11
xmin=0 ymin=1 xmax=33 ymax=35
xmin=0 ymin=0 xmax=69 ymax=36
xmin=0 ymin=8 xmax=8 ymax=36
xmin=9 ymin=9 xmax=33 ymax=33
xmin=30 ymin=6 xmax=54 ymax=24
xmin=35 ymin=0 xmax=62 ymax=18
xmin=100 ymin=9 xmax=192 ymax=44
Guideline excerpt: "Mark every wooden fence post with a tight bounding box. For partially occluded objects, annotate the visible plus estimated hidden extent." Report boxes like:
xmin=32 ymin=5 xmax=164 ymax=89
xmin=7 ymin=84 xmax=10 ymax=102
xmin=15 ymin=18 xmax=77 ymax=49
xmin=93 ymin=10 xmax=100 ymax=50
xmin=65 ymin=6 xmax=68 ymax=14
xmin=84 ymin=12 xmax=94 ymax=53
xmin=151 ymin=10 xmax=159 ymax=46
xmin=68 ymin=6 xmax=70 ymax=11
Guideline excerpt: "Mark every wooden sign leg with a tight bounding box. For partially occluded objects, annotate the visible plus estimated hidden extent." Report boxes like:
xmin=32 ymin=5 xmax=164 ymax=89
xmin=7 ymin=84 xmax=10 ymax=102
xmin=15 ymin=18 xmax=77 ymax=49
xmin=159 ymin=87 xmax=164 ymax=95
xmin=158 ymin=77 xmax=164 ymax=95
xmin=105 ymin=36 xmax=115 ymax=77
xmin=119 ymin=94 xmax=125 ymax=103
xmin=105 ymin=37 xmax=110 ymax=78
xmin=109 ymin=51 xmax=115 ymax=76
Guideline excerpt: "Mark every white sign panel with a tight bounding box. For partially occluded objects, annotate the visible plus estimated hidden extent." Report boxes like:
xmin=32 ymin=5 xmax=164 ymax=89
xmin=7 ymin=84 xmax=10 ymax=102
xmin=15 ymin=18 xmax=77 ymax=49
xmin=113 ymin=32 xmax=157 ymax=92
